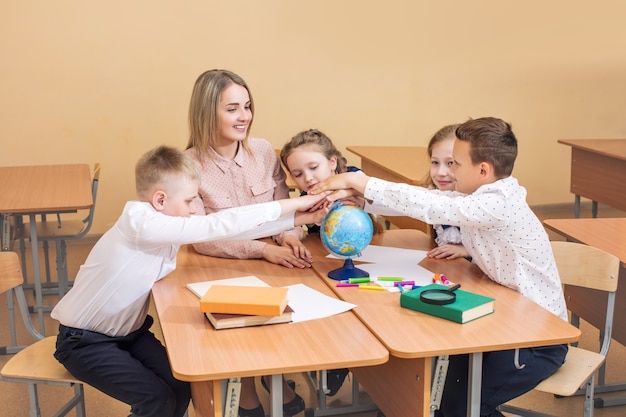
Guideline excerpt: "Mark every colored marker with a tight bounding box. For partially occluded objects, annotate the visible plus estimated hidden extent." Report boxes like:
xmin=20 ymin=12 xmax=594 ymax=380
xmin=358 ymin=285 xmax=387 ymax=291
xmin=336 ymin=283 xmax=359 ymax=287
xmin=397 ymin=285 xmax=405 ymax=293
xmin=378 ymin=277 xmax=404 ymax=282
xmin=393 ymin=281 xmax=415 ymax=287
xmin=348 ymin=277 xmax=371 ymax=284
xmin=411 ymin=285 xmax=423 ymax=290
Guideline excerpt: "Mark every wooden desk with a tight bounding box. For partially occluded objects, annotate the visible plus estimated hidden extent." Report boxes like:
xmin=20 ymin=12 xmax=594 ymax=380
xmin=558 ymin=139 xmax=626 ymax=217
xmin=0 ymin=164 xmax=93 ymax=333
xmin=543 ymin=218 xmax=626 ymax=345
xmin=151 ymin=245 xmax=388 ymax=417
xmin=346 ymin=146 xmax=430 ymax=232
xmin=306 ymin=229 xmax=581 ymax=417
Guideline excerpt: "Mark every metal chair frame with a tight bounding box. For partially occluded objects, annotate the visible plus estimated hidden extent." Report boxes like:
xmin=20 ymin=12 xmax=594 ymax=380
xmin=0 ymin=251 xmax=86 ymax=417
xmin=499 ymin=241 xmax=619 ymax=417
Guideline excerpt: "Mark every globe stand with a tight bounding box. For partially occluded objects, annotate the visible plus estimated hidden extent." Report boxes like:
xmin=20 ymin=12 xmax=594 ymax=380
xmin=328 ymin=258 xmax=370 ymax=281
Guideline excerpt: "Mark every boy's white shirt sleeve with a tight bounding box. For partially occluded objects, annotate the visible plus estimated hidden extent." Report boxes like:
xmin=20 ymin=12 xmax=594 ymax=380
xmin=128 ymin=201 xmax=296 ymax=247
xmin=364 ymin=199 xmax=406 ymax=216
xmin=363 ymin=177 xmax=507 ymax=227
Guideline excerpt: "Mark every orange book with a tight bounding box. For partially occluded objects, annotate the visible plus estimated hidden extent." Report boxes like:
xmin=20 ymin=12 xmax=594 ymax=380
xmin=205 ymin=305 xmax=294 ymax=330
xmin=200 ymin=285 xmax=289 ymax=316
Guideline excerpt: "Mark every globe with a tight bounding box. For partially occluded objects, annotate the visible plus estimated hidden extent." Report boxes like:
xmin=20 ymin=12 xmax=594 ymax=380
xmin=320 ymin=203 xmax=374 ymax=280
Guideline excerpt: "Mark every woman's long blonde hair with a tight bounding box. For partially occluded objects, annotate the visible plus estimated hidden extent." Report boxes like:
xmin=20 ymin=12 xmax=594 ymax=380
xmin=186 ymin=69 xmax=254 ymax=162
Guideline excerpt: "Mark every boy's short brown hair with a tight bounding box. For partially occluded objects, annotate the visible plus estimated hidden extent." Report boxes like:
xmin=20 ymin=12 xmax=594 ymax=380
xmin=135 ymin=145 xmax=200 ymax=199
xmin=455 ymin=117 xmax=518 ymax=178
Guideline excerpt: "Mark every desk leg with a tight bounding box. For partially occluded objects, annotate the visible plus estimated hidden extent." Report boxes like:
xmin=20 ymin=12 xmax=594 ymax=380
xmin=268 ymin=374 xmax=283 ymax=417
xmin=467 ymin=353 xmax=482 ymax=417
xmin=351 ymin=356 xmax=430 ymax=417
xmin=191 ymin=380 xmax=222 ymax=417
xmin=574 ymin=195 xmax=581 ymax=218
xmin=1 ymin=214 xmax=11 ymax=251
xmin=28 ymin=214 xmax=45 ymax=334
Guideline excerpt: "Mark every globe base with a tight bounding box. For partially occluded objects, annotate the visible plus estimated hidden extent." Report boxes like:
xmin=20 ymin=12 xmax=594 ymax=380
xmin=328 ymin=258 xmax=370 ymax=281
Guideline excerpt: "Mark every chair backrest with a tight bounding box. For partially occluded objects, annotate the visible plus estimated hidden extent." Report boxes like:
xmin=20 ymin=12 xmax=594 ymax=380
xmin=551 ymin=240 xmax=619 ymax=355
xmin=55 ymin=162 xmax=100 ymax=235
xmin=82 ymin=162 xmax=101 ymax=227
xmin=0 ymin=251 xmax=22 ymax=294
xmin=551 ymin=240 xmax=619 ymax=292
xmin=0 ymin=251 xmax=44 ymax=341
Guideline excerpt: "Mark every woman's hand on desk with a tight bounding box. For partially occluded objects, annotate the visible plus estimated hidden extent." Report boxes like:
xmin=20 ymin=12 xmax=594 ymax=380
xmin=262 ymin=243 xmax=312 ymax=269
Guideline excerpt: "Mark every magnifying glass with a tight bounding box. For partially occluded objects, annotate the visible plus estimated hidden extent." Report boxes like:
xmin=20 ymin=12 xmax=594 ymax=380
xmin=420 ymin=283 xmax=461 ymax=305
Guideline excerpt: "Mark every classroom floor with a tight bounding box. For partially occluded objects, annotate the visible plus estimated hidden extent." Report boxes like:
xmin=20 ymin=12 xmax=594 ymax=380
xmin=2 ymin=203 xmax=626 ymax=417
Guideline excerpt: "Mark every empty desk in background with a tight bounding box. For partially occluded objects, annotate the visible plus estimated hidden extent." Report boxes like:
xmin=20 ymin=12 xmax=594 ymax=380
xmin=558 ymin=139 xmax=626 ymax=217
xmin=544 ymin=217 xmax=626 ymax=409
xmin=346 ymin=146 xmax=430 ymax=233
xmin=307 ymin=229 xmax=581 ymax=417
xmin=151 ymin=244 xmax=388 ymax=417
xmin=0 ymin=164 xmax=92 ymax=335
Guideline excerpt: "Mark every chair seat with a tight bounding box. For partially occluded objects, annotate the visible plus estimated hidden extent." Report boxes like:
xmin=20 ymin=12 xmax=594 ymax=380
xmin=534 ymin=346 xmax=606 ymax=397
xmin=1 ymin=336 xmax=79 ymax=385
xmin=21 ymin=220 xmax=88 ymax=241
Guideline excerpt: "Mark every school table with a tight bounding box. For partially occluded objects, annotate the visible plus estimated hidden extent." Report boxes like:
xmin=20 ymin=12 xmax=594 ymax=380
xmin=346 ymin=146 xmax=430 ymax=233
xmin=150 ymin=244 xmax=388 ymax=417
xmin=543 ymin=217 xmax=626 ymax=408
xmin=306 ymin=229 xmax=581 ymax=417
xmin=558 ymin=139 xmax=626 ymax=217
xmin=0 ymin=164 xmax=93 ymax=335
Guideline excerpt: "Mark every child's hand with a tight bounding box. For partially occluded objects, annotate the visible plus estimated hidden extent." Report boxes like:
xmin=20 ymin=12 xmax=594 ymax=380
xmin=294 ymin=192 xmax=330 ymax=211
xmin=341 ymin=196 xmax=366 ymax=209
xmin=295 ymin=205 xmax=329 ymax=227
xmin=307 ymin=190 xmax=363 ymax=212
xmin=427 ymin=244 xmax=470 ymax=260
xmin=309 ymin=172 xmax=369 ymax=196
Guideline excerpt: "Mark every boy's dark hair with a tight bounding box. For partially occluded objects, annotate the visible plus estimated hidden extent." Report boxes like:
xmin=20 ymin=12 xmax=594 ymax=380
xmin=455 ymin=117 xmax=518 ymax=178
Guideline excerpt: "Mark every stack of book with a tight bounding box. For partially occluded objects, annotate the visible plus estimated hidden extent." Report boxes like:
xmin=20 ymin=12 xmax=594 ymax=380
xmin=187 ymin=276 xmax=293 ymax=330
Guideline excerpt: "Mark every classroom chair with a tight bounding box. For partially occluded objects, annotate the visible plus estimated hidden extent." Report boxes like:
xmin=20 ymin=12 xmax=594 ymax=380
xmin=17 ymin=163 xmax=100 ymax=298
xmin=498 ymin=241 xmax=620 ymax=417
xmin=0 ymin=251 xmax=87 ymax=417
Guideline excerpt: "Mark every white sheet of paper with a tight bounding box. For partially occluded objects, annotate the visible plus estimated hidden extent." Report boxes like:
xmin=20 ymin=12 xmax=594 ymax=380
xmin=186 ymin=275 xmax=268 ymax=298
xmin=282 ymin=283 xmax=356 ymax=323
xmin=326 ymin=244 xmax=427 ymax=264
xmin=359 ymin=263 xmax=435 ymax=288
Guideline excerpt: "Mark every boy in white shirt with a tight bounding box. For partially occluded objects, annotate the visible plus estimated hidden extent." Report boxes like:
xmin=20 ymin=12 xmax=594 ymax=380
xmin=52 ymin=145 xmax=328 ymax=417
xmin=310 ymin=117 xmax=568 ymax=417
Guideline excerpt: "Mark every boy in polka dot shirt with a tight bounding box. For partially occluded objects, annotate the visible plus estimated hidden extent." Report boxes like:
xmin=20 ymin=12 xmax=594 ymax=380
xmin=310 ymin=117 xmax=568 ymax=417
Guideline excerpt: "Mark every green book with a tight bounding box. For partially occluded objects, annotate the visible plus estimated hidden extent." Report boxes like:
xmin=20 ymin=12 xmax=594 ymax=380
xmin=400 ymin=284 xmax=495 ymax=323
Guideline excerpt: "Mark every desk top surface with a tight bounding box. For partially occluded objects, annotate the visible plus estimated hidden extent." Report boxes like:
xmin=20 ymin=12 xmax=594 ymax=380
xmin=347 ymin=146 xmax=428 ymax=184
xmin=307 ymin=229 xmax=581 ymax=359
xmin=151 ymin=245 xmax=388 ymax=382
xmin=558 ymin=139 xmax=626 ymax=161
xmin=543 ymin=218 xmax=626 ymax=265
xmin=0 ymin=164 xmax=93 ymax=213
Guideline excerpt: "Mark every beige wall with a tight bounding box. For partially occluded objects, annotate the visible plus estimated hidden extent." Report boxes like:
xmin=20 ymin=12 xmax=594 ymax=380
xmin=2 ymin=1 xmax=625 ymax=235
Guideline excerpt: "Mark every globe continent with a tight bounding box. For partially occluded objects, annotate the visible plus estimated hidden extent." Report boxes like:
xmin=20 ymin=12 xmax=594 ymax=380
xmin=320 ymin=205 xmax=374 ymax=258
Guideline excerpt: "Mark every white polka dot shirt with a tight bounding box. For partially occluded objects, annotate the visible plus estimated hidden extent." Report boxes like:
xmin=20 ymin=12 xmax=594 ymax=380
xmin=365 ymin=176 xmax=567 ymax=321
